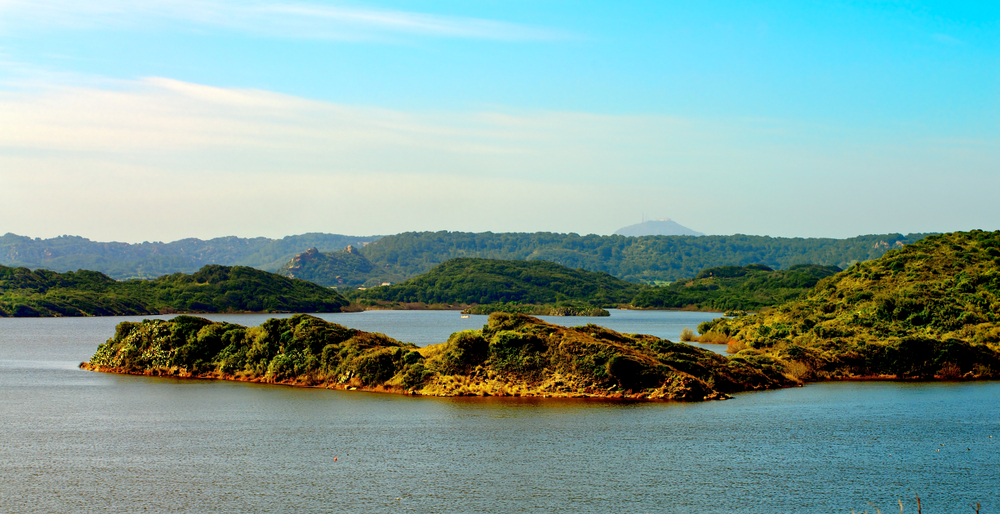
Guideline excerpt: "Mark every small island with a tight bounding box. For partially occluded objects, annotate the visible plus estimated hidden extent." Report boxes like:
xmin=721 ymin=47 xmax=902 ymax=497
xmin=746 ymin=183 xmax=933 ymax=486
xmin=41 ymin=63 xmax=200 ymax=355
xmin=81 ymin=312 xmax=793 ymax=401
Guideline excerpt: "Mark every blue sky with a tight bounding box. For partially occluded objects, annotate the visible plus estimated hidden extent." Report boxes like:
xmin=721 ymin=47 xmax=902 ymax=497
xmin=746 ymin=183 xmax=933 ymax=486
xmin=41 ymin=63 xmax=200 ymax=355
xmin=1 ymin=0 xmax=997 ymax=242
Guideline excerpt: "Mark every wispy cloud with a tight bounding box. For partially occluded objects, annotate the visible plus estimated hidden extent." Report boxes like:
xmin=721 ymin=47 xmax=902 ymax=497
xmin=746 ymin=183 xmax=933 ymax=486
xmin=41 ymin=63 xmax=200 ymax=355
xmin=1 ymin=75 xmax=996 ymax=240
xmin=0 ymin=0 xmax=567 ymax=41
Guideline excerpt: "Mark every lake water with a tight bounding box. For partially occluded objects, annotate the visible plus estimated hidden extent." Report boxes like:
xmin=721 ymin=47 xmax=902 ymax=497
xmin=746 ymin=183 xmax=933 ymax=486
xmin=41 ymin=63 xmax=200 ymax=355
xmin=1 ymin=310 xmax=997 ymax=513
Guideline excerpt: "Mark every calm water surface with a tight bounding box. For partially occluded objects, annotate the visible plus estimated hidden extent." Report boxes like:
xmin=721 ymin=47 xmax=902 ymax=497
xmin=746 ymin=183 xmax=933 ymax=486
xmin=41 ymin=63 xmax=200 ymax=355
xmin=1 ymin=311 xmax=997 ymax=513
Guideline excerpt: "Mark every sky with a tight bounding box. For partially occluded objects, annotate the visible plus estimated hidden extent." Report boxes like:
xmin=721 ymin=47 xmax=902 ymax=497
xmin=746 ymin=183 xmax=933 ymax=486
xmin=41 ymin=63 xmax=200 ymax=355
xmin=1 ymin=0 xmax=998 ymax=242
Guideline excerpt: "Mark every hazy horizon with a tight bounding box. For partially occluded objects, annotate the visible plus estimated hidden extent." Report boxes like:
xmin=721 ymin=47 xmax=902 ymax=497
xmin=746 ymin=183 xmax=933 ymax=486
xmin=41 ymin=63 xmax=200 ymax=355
xmin=2 ymin=1 xmax=997 ymax=242
xmin=1 ymin=225 xmax=945 ymax=246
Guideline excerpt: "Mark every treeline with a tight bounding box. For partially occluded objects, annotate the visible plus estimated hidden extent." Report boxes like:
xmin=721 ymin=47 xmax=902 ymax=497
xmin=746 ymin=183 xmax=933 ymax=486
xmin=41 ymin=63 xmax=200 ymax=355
xmin=2 ymin=230 xmax=930 ymax=285
xmin=350 ymin=258 xmax=644 ymax=306
xmin=347 ymin=231 xmax=930 ymax=284
xmin=0 ymin=264 xmax=348 ymax=317
xmin=631 ymin=264 xmax=842 ymax=312
xmin=0 ymin=233 xmax=379 ymax=279
xmin=461 ymin=302 xmax=610 ymax=317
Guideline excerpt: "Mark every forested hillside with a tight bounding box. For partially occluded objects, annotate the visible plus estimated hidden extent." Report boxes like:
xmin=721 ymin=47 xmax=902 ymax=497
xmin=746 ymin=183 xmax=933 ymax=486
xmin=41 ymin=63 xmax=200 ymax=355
xmin=0 ymin=264 xmax=349 ymax=316
xmin=3 ymin=230 xmax=931 ymax=285
xmin=352 ymin=258 xmax=643 ymax=306
xmin=0 ymin=233 xmax=379 ymax=279
xmin=631 ymin=264 xmax=842 ymax=312
xmin=350 ymin=231 xmax=930 ymax=284
xmin=277 ymin=246 xmax=379 ymax=287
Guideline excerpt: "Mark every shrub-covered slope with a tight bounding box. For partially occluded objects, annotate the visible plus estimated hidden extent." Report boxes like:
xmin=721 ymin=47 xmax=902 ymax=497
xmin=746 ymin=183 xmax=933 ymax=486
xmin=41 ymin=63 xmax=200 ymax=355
xmin=704 ymin=231 xmax=1000 ymax=379
xmin=631 ymin=264 xmax=842 ymax=312
xmin=353 ymin=258 xmax=645 ymax=306
xmin=278 ymin=246 xmax=377 ymax=287
xmin=0 ymin=266 xmax=155 ymax=316
xmin=83 ymin=312 xmax=792 ymax=401
xmin=0 ymin=264 xmax=348 ymax=317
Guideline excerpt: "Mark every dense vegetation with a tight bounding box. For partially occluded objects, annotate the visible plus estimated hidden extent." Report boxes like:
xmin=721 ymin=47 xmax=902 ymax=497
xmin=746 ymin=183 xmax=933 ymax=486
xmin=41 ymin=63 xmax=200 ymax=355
xmin=352 ymin=231 xmax=930 ymax=284
xmin=701 ymin=230 xmax=1000 ymax=380
xmin=461 ymin=301 xmax=610 ymax=317
xmin=632 ymin=264 xmax=842 ymax=312
xmin=0 ymin=265 xmax=349 ymax=317
xmin=84 ymin=312 xmax=792 ymax=401
xmin=277 ymin=246 xmax=376 ymax=287
xmin=350 ymin=258 xmax=645 ymax=307
xmin=3 ymin=230 xmax=928 ymax=285
xmin=0 ymin=232 xmax=378 ymax=279
xmin=82 ymin=232 xmax=1000 ymax=402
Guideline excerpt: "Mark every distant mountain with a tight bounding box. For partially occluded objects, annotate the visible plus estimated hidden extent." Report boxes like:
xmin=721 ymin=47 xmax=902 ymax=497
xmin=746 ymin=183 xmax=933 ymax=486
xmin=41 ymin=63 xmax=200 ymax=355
xmin=614 ymin=219 xmax=704 ymax=237
xmin=0 ymin=233 xmax=380 ymax=280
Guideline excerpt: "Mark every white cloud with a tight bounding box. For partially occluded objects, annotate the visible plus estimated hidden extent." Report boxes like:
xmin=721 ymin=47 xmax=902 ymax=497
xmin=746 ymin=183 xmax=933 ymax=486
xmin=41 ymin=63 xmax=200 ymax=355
xmin=0 ymin=0 xmax=567 ymax=41
xmin=0 ymin=75 xmax=997 ymax=241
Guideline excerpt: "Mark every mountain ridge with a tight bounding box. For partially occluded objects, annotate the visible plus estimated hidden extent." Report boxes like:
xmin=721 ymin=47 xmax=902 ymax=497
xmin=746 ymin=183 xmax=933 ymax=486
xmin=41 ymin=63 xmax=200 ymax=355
xmin=614 ymin=218 xmax=704 ymax=237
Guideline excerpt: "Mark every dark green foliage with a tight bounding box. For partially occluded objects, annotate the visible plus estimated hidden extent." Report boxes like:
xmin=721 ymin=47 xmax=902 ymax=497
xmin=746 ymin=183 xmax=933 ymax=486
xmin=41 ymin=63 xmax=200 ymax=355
xmin=426 ymin=330 xmax=489 ymax=375
xmin=632 ymin=263 xmax=842 ymax=311
xmin=89 ymin=314 xmax=418 ymax=385
xmin=353 ymin=258 xmax=644 ymax=306
xmin=461 ymin=301 xmax=610 ymax=316
xmin=605 ymin=355 xmax=659 ymax=390
xmin=695 ymin=264 xmax=774 ymax=279
xmin=350 ymin=231 xmax=930 ymax=284
xmin=0 ymin=264 xmax=348 ymax=317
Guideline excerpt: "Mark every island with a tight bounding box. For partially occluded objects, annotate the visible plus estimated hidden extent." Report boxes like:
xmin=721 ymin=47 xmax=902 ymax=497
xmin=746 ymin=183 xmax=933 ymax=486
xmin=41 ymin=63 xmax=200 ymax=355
xmin=82 ymin=312 xmax=792 ymax=401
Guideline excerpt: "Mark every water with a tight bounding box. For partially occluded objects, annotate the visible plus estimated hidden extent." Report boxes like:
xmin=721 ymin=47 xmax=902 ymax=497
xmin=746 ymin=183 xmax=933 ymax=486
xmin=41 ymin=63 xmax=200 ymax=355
xmin=1 ymin=312 xmax=998 ymax=513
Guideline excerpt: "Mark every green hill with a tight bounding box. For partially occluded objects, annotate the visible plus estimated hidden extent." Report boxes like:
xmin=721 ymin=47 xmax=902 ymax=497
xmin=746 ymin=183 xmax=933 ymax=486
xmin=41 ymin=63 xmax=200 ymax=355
xmin=352 ymin=258 xmax=645 ymax=307
xmin=351 ymin=231 xmax=930 ymax=284
xmin=0 ymin=264 xmax=349 ymax=317
xmin=701 ymin=230 xmax=1000 ymax=380
xmin=631 ymin=263 xmax=842 ymax=312
xmin=277 ymin=246 xmax=378 ymax=287
xmin=82 ymin=312 xmax=792 ymax=401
